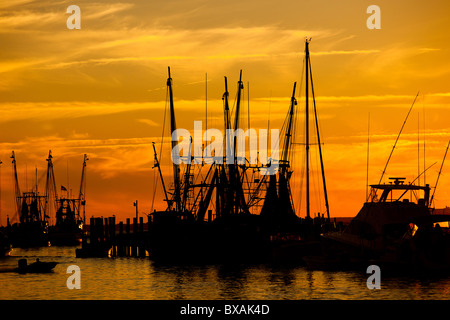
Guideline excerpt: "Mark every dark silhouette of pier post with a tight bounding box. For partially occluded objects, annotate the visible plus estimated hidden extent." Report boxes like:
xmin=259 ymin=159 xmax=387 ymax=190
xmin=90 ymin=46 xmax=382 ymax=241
xmin=132 ymin=217 xmax=138 ymax=257
xmin=139 ymin=217 xmax=145 ymax=257
xmin=118 ymin=221 xmax=124 ymax=256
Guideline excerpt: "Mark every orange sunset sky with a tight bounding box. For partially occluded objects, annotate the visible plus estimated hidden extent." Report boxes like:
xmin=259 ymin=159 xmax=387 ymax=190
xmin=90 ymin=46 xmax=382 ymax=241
xmin=1 ymin=0 xmax=450 ymax=225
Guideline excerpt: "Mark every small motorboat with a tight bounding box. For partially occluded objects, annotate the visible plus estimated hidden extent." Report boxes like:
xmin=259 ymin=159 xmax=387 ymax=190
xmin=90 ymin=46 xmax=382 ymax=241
xmin=16 ymin=258 xmax=58 ymax=274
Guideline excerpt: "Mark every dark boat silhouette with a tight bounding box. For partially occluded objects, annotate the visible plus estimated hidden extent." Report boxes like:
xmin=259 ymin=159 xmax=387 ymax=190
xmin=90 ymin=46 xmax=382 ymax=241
xmin=146 ymin=39 xmax=335 ymax=263
xmin=319 ymin=98 xmax=450 ymax=273
xmin=16 ymin=258 xmax=58 ymax=274
xmin=7 ymin=151 xmax=49 ymax=248
xmin=7 ymin=151 xmax=87 ymax=247
xmin=322 ymin=177 xmax=450 ymax=273
xmin=48 ymin=153 xmax=87 ymax=246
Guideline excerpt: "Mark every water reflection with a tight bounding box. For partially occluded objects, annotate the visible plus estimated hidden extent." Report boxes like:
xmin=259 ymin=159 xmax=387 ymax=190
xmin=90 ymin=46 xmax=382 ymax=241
xmin=216 ymin=264 xmax=248 ymax=299
xmin=2 ymin=246 xmax=450 ymax=300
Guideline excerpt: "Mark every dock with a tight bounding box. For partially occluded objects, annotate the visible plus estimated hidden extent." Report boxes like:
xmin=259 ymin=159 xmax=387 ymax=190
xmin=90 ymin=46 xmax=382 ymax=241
xmin=76 ymin=216 xmax=150 ymax=258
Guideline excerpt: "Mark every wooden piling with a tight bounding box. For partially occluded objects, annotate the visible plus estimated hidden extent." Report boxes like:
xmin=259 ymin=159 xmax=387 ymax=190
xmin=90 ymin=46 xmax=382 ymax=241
xmin=126 ymin=218 xmax=130 ymax=256
xmin=78 ymin=215 xmax=150 ymax=258
xmin=104 ymin=218 xmax=109 ymax=243
xmin=89 ymin=217 xmax=95 ymax=244
xmin=118 ymin=221 xmax=124 ymax=256
xmin=139 ymin=217 xmax=145 ymax=257
xmin=76 ymin=216 xmax=111 ymax=258
xmin=109 ymin=217 xmax=116 ymax=256
xmin=96 ymin=217 xmax=104 ymax=243
xmin=132 ymin=218 xmax=138 ymax=257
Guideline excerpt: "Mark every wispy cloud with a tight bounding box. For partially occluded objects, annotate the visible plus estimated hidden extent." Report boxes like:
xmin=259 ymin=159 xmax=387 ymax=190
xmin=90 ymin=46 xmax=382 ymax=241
xmin=256 ymin=92 xmax=450 ymax=104
xmin=83 ymin=2 xmax=134 ymax=20
xmin=311 ymin=49 xmax=380 ymax=56
xmin=0 ymin=59 xmax=49 ymax=73
xmin=0 ymin=2 xmax=134 ymax=31
xmin=0 ymin=0 xmax=36 ymax=10
xmin=39 ymin=56 xmax=195 ymax=70
xmin=0 ymin=101 xmax=161 ymax=122
xmin=0 ymin=10 xmax=60 ymax=30
xmin=35 ymin=27 xmax=329 ymax=69
xmin=418 ymin=48 xmax=441 ymax=54
xmin=137 ymin=119 xmax=158 ymax=127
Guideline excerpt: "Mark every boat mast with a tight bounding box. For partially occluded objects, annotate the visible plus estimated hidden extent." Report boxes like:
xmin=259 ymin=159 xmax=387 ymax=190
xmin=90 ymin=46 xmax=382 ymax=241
xmin=78 ymin=154 xmax=88 ymax=224
xmin=11 ymin=151 xmax=21 ymax=220
xmin=182 ymin=136 xmax=193 ymax=212
xmin=233 ymin=70 xmax=244 ymax=163
xmin=272 ymin=81 xmax=298 ymax=220
xmin=167 ymin=67 xmax=181 ymax=212
xmin=219 ymin=76 xmax=231 ymax=217
xmin=45 ymin=150 xmax=58 ymax=223
xmin=366 ymin=113 xmax=370 ymax=201
xmin=0 ymin=160 xmax=2 ymax=227
xmin=233 ymin=70 xmax=244 ymax=215
xmin=305 ymin=39 xmax=311 ymax=220
xmin=281 ymin=82 xmax=297 ymax=176
xmin=223 ymin=77 xmax=231 ymax=135
xmin=223 ymin=76 xmax=232 ymax=160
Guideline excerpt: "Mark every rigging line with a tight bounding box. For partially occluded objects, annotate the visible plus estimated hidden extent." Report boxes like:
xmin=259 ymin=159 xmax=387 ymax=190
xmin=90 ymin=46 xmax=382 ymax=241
xmin=308 ymin=56 xmax=330 ymax=219
xmin=150 ymin=163 xmax=158 ymax=213
xmin=290 ymin=56 xmax=304 ymax=172
xmin=292 ymin=56 xmax=306 ymax=216
xmin=151 ymin=85 xmax=169 ymax=212
xmin=267 ymin=90 xmax=272 ymax=139
xmin=81 ymin=159 xmax=87 ymax=222
xmin=280 ymin=111 xmax=289 ymax=140
xmin=205 ymin=73 xmax=208 ymax=145
xmin=66 ymin=160 xmax=70 ymax=196
xmin=287 ymin=171 xmax=297 ymax=215
xmin=313 ymin=145 xmax=323 ymax=214
xmin=297 ymin=130 xmax=306 ymax=215
xmin=290 ymin=88 xmax=299 ymax=164
xmin=230 ymin=88 xmax=238 ymax=126
xmin=423 ymin=93 xmax=426 ymax=186
xmin=366 ymin=112 xmax=370 ymax=202
xmin=418 ymin=112 xmax=420 ymax=186
xmin=247 ymin=81 xmax=250 ymax=131
xmin=241 ymin=80 xmax=245 ymax=131
xmin=377 ymin=92 xmax=419 ymax=186
xmin=430 ymin=140 xmax=450 ymax=207
xmin=395 ymin=162 xmax=436 ymax=202
xmin=160 ymin=86 xmax=169 ymax=167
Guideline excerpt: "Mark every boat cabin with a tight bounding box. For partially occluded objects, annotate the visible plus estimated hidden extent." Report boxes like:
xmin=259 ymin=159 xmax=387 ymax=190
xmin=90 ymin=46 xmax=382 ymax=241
xmin=368 ymin=177 xmax=430 ymax=207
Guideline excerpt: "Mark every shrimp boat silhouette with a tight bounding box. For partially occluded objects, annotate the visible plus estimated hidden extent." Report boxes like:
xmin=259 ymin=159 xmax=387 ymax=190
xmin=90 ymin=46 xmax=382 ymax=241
xmin=147 ymin=39 xmax=335 ymax=263
xmin=7 ymin=151 xmax=50 ymax=248
xmin=48 ymin=154 xmax=87 ymax=246
xmin=319 ymin=102 xmax=450 ymax=273
xmin=320 ymin=177 xmax=450 ymax=273
xmin=7 ymin=151 xmax=86 ymax=247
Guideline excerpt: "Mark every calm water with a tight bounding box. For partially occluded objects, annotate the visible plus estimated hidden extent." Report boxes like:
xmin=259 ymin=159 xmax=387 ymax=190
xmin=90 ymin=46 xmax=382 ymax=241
xmin=1 ymin=246 xmax=450 ymax=300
